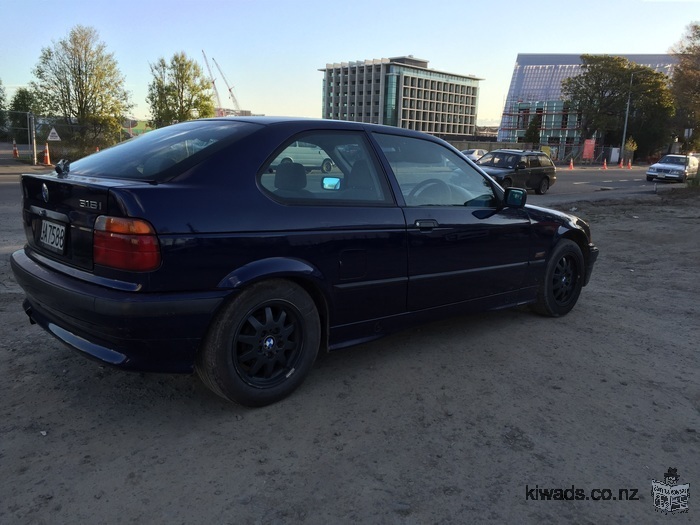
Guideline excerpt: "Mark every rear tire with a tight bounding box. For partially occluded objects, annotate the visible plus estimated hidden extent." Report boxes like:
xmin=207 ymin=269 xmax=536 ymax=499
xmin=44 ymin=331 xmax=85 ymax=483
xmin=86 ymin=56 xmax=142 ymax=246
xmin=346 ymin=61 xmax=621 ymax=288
xmin=535 ymin=177 xmax=549 ymax=195
xmin=321 ymin=159 xmax=333 ymax=173
xmin=196 ymin=279 xmax=320 ymax=407
xmin=501 ymin=178 xmax=513 ymax=189
xmin=533 ymin=239 xmax=584 ymax=317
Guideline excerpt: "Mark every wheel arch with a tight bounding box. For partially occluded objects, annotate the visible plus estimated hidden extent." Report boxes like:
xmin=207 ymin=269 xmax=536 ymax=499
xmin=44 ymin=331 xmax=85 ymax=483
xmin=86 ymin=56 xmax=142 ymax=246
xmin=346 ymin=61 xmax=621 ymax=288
xmin=558 ymin=228 xmax=592 ymax=280
xmin=215 ymin=257 xmax=331 ymax=352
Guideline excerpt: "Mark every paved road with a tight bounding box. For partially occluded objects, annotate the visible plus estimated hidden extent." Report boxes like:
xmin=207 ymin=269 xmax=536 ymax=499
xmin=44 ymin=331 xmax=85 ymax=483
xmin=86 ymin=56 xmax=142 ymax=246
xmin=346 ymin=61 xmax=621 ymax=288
xmin=528 ymin=165 xmax=673 ymax=206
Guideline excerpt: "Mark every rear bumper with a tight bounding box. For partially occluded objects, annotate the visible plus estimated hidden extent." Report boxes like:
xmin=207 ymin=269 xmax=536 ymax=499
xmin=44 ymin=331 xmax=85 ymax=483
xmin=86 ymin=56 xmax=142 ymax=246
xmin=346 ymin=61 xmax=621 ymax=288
xmin=11 ymin=249 xmax=229 ymax=373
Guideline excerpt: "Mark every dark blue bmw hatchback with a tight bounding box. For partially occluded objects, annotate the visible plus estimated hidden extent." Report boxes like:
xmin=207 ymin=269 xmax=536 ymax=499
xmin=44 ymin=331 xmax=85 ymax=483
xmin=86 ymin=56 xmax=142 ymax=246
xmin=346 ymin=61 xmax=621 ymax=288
xmin=11 ymin=117 xmax=599 ymax=406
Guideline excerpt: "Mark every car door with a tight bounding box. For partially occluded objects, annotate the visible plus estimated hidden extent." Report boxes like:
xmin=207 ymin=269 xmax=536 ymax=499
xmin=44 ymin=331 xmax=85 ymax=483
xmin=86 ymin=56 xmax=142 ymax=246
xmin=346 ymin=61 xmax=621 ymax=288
xmin=372 ymin=133 xmax=532 ymax=311
xmin=258 ymin=130 xmax=407 ymax=328
xmin=525 ymin=154 xmax=543 ymax=189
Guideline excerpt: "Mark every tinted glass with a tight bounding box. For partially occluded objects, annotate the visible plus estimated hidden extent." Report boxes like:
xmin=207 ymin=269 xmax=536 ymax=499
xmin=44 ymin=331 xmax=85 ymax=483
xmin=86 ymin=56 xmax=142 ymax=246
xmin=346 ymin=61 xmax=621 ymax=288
xmin=259 ymin=132 xmax=392 ymax=204
xmin=373 ymin=133 xmax=496 ymax=207
xmin=477 ymin=152 xmax=519 ymax=169
xmin=67 ymin=120 xmax=259 ymax=181
xmin=539 ymin=155 xmax=554 ymax=167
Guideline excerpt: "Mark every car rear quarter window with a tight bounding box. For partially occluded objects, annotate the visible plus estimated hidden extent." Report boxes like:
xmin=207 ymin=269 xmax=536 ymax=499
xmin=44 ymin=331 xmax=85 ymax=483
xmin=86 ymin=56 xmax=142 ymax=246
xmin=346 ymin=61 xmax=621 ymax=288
xmin=539 ymin=155 xmax=554 ymax=167
xmin=258 ymin=132 xmax=393 ymax=205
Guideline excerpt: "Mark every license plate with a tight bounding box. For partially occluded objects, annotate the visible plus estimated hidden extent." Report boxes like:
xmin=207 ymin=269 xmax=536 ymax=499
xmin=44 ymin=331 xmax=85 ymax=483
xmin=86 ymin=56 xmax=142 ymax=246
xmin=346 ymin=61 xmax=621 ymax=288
xmin=39 ymin=220 xmax=66 ymax=253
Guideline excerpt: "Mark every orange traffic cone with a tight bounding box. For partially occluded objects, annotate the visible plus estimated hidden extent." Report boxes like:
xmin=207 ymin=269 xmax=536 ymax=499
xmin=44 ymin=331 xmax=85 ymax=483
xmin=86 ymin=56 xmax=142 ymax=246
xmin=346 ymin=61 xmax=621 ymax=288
xmin=12 ymin=139 xmax=19 ymax=158
xmin=96 ymin=146 xmax=100 ymax=152
xmin=568 ymin=158 xmax=574 ymax=170
xmin=627 ymin=159 xmax=632 ymax=169
xmin=603 ymin=159 xmax=607 ymax=170
xmin=43 ymin=143 xmax=51 ymax=165
xmin=618 ymin=160 xmax=624 ymax=168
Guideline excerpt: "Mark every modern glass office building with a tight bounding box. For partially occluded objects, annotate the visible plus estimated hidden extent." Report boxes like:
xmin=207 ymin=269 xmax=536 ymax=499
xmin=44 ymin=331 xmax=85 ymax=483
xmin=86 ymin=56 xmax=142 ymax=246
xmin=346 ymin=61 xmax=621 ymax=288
xmin=498 ymin=54 xmax=676 ymax=157
xmin=321 ymin=56 xmax=481 ymax=137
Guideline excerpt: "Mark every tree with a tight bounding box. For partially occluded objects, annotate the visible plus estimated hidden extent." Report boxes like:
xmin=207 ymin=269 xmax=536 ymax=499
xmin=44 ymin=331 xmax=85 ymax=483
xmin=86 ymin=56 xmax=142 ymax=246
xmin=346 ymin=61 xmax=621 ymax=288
xmin=561 ymin=55 xmax=674 ymax=157
xmin=30 ymin=25 xmax=131 ymax=149
xmin=7 ymin=87 xmax=37 ymax=140
xmin=0 ymin=79 xmax=6 ymax=113
xmin=0 ymin=79 xmax=7 ymax=139
xmin=147 ymin=52 xmax=215 ymax=128
xmin=523 ymin=114 xmax=542 ymax=146
xmin=670 ymin=22 xmax=700 ymax=153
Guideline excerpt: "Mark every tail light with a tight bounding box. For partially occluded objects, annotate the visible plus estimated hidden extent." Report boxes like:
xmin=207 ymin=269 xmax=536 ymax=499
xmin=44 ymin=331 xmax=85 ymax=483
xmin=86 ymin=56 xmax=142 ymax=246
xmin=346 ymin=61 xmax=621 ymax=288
xmin=93 ymin=216 xmax=161 ymax=271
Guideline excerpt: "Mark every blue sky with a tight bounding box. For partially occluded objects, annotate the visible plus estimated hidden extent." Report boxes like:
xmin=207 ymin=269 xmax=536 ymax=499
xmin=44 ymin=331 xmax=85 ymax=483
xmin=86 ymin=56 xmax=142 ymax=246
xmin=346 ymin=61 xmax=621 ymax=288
xmin=1 ymin=0 xmax=698 ymax=126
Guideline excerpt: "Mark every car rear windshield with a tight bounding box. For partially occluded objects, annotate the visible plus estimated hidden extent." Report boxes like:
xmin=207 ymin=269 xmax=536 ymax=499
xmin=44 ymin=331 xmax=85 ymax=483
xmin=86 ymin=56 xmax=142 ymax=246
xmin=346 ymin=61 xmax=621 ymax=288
xmin=65 ymin=120 xmax=260 ymax=182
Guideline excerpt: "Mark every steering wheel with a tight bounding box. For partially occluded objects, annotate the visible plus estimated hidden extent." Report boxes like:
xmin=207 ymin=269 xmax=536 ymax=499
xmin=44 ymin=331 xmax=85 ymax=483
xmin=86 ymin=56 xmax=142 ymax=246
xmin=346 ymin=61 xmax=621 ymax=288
xmin=408 ymin=178 xmax=452 ymax=204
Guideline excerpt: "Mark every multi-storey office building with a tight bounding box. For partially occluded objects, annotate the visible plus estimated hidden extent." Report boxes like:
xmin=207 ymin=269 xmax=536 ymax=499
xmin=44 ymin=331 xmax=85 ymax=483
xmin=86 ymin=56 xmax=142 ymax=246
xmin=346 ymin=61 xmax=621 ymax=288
xmin=320 ymin=56 xmax=481 ymax=137
xmin=498 ymin=53 xmax=675 ymax=159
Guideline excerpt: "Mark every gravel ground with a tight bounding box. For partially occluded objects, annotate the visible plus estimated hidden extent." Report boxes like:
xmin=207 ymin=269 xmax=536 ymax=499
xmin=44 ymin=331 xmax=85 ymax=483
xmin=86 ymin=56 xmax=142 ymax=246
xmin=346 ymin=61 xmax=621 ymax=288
xmin=1 ymin=170 xmax=698 ymax=524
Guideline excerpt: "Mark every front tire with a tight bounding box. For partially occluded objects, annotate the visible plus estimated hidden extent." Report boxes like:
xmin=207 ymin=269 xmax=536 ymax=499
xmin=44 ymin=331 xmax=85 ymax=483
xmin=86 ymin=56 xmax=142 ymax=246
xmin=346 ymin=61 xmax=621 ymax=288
xmin=533 ymin=239 xmax=584 ymax=317
xmin=321 ymin=159 xmax=333 ymax=173
xmin=196 ymin=279 xmax=320 ymax=407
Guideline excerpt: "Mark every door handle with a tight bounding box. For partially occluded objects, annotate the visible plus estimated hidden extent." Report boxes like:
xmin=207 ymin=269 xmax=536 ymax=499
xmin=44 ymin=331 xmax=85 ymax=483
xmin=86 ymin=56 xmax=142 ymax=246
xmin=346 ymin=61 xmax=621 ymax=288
xmin=414 ymin=219 xmax=439 ymax=231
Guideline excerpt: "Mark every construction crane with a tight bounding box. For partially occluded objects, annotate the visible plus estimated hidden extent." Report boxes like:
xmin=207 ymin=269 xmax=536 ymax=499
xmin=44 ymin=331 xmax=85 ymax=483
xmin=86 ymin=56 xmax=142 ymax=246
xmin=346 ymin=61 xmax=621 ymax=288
xmin=212 ymin=57 xmax=241 ymax=114
xmin=201 ymin=50 xmax=225 ymax=117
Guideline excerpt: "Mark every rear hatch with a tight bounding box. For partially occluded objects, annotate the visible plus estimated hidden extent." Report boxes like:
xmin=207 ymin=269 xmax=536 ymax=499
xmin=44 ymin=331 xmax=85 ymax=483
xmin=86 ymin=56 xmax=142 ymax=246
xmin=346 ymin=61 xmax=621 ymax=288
xmin=20 ymin=173 xmax=132 ymax=271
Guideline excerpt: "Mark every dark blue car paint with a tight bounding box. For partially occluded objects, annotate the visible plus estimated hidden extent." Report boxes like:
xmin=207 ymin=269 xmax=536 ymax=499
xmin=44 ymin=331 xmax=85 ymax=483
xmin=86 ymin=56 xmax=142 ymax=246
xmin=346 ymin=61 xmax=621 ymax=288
xmin=11 ymin=117 xmax=598 ymax=374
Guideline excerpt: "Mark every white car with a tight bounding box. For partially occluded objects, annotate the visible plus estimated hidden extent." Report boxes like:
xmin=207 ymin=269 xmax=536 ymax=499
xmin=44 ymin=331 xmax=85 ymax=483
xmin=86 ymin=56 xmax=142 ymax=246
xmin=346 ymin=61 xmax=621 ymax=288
xmin=646 ymin=154 xmax=699 ymax=183
xmin=461 ymin=148 xmax=488 ymax=162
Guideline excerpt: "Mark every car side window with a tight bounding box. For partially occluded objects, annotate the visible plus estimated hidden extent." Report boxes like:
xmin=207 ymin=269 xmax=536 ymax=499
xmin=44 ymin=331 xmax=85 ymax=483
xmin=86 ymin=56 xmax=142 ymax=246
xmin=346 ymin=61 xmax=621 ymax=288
xmin=259 ymin=132 xmax=392 ymax=205
xmin=529 ymin=156 xmax=541 ymax=168
xmin=539 ymin=155 xmax=553 ymax=167
xmin=373 ymin=133 xmax=496 ymax=208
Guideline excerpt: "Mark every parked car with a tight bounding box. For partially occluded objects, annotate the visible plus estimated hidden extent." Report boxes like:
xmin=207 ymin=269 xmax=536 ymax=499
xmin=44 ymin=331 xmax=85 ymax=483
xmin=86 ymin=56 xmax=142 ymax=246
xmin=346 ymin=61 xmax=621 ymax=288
xmin=460 ymin=148 xmax=488 ymax=161
xmin=11 ymin=117 xmax=598 ymax=406
xmin=646 ymin=154 xmax=699 ymax=182
xmin=476 ymin=149 xmax=557 ymax=194
xmin=270 ymin=140 xmax=334 ymax=173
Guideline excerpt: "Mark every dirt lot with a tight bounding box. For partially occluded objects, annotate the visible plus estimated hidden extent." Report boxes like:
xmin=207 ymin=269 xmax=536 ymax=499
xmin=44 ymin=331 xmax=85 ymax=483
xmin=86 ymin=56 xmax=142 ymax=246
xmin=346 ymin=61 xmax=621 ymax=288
xmin=1 ymin=175 xmax=698 ymax=523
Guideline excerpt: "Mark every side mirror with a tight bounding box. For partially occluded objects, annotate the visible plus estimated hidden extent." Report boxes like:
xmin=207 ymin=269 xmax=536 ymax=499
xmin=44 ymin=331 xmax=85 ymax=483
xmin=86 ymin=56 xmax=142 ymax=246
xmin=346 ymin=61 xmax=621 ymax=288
xmin=322 ymin=176 xmax=341 ymax=190
xmin=504 ymin=187 xmax=526 ymax=208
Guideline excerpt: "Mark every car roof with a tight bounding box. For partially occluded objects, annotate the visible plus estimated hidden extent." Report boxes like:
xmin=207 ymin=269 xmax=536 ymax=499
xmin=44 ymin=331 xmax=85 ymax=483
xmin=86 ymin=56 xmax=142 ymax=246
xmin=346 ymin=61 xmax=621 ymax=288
xmin=489 ymin=149 xmax=547 ymax=155
xmin=198 ymin=116 xmax=446 ymax=142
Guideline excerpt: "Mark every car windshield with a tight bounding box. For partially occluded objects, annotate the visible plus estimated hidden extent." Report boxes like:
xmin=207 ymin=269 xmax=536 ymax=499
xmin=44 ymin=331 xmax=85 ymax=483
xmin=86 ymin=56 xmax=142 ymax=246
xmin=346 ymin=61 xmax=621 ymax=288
xmin=66 ymin=120 xmax=260 ymax=181
xmin=476 ymin=152 xmax=518 ymax=168
xmin=659 ymin=156 xmax=687 ymax=165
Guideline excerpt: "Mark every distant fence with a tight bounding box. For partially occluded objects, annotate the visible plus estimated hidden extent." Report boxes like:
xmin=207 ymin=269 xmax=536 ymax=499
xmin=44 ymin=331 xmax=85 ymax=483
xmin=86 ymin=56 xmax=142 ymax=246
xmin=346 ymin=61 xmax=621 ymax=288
xmin=1 ymin=111 xmax=138 ymax=164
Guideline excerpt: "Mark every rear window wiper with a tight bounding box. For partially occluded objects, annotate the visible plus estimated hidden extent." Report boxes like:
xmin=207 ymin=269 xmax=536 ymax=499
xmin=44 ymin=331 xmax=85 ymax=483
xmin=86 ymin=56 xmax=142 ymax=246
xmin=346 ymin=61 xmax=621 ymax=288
xmin=55 ymin=159 xmax=70 ymax=177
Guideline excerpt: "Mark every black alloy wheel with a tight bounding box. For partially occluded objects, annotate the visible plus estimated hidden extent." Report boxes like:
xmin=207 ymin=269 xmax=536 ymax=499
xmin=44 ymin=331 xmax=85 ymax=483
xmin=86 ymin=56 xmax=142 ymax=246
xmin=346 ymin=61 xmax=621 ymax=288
xmin=197 ymin=279 xmax=320 ymax=406
xmin=533 ymin=239 xmax=584 ymax=317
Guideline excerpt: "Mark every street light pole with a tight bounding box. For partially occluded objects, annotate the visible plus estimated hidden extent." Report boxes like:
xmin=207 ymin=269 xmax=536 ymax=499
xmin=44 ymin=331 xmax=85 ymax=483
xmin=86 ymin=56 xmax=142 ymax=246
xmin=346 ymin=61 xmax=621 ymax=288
xmin=620 ymin=72 xmax=634 ymax=166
